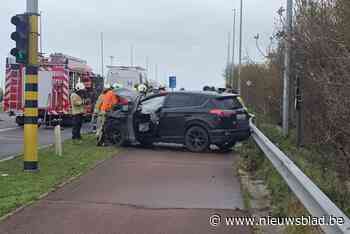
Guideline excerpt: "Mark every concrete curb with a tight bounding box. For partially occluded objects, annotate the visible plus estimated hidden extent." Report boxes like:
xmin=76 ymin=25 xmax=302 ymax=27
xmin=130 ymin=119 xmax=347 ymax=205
xmin=0 ymin=144 xmax=53 ymax=163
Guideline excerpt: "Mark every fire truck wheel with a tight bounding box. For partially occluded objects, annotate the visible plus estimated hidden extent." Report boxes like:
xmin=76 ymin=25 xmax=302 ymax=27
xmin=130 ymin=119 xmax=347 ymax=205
xmin=15 ymin=116 xmax=24 ymax=127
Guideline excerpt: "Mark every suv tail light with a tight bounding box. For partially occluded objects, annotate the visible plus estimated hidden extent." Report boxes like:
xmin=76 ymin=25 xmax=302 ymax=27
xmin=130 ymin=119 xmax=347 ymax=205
xmin=209 ymin=109 xmax=236 ymax=117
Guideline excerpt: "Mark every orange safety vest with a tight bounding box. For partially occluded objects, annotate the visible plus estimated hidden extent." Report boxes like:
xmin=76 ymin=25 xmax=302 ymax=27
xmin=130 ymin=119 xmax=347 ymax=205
xmin=101 ymin=90 xmax=119 ymax=112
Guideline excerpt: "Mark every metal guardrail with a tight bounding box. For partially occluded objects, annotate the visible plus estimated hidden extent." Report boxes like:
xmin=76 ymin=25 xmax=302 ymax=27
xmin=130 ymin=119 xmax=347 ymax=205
xmin=250 ymin=120 xmax=350 ymax=234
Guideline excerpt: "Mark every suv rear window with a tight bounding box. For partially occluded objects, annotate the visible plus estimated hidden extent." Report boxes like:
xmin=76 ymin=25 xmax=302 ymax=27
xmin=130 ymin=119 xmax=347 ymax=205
xmin=212 ymin=97 xmax=242 ymax=110
xmin=165 ymin=94 xmax=207 ymax=108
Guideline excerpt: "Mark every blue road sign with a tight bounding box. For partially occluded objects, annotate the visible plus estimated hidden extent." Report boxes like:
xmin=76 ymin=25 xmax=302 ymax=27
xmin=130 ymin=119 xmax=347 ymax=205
xmin=169 ymin=76 xmax=176 ymax=89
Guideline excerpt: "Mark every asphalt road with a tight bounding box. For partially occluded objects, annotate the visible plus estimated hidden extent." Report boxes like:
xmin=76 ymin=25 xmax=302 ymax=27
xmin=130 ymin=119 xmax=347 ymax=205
xmin=0 ymin=112 xmax=17 ymax=130
xmin=0 ymin=147 xmax=252 ymax=234
xmin=0 ymin=127 xmax=72 ymax=160
xmin=0 ymin=113 xmax=91 ymax=160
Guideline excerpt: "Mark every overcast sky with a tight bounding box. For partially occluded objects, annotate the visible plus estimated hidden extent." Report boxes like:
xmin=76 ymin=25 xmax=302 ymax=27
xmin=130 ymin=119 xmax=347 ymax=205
xmin=1 ymin=0 xmax=284 ymax=90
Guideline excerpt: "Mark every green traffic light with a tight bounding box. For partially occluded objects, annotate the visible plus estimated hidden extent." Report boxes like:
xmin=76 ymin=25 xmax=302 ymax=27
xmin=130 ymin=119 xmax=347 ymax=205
xmin=10 ymin=48 xmax=27 ymax=64
xmin=10 ymin=14 xmax=29 ymax=64
xmin=17 ymin=52 xmax=27 ymax=63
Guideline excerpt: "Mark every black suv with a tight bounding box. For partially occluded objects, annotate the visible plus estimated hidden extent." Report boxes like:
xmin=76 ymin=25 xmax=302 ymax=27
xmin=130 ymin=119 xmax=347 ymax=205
xmin=104 ymin=91 xmax=251 ymax=152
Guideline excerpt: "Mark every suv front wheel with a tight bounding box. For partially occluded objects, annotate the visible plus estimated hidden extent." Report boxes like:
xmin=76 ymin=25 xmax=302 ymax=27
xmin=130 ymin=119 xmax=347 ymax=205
xmin=185 ymin=126 xmax=210 ymax=152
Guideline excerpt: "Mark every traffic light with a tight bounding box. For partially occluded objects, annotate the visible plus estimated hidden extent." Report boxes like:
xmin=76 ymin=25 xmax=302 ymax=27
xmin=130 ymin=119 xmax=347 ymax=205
xmin=10 ymin=14 xmax=29 ymax=64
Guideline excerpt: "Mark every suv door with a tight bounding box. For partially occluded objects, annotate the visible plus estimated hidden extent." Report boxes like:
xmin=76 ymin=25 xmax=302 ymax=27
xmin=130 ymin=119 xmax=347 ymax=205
xmin=134 ymin=95 xmax=167 ymax=138
xmin=159 ymin=93 xmax=207 ymax=140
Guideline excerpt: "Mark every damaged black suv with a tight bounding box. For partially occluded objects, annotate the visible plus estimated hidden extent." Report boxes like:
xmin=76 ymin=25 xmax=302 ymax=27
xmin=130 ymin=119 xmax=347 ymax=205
xmin=104 ymin=91 xmax=251 ymax=152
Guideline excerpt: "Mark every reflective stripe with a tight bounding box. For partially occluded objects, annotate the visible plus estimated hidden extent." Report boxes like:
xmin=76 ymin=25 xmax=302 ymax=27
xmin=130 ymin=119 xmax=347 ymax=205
xmin=25 ymin=83 xmax=38 ymax=92
xmin=25 ymin=108 xmax=38 ymax=117
xmin=26 ymin=66 xmax=38 ymax=75
xmin=25 ymin=100 xmax=38 ymax=108
xmin=23 ymin=117 xmax=38 ymax=124
xmin=25 ymin=91 xmax=38 ymax=100
xmin=24 ymin=161 xmax=39 ymax=171
xmin=26 ymin=75 xmax=38 ymax=83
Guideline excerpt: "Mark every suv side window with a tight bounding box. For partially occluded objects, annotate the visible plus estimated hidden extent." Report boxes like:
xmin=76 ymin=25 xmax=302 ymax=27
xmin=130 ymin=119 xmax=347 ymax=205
xmin=210 ymin=97 xmax=242 ymax=109
xmin=165 ymin=94 xmax=207 ymax=108
xmin=140 ymin=95 xmax=166 ymax=113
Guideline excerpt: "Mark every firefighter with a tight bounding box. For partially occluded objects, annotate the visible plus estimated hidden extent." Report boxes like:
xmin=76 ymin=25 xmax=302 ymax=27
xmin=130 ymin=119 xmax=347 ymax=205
xmin=133 ymin=84 xmax=139 ymax=92
xmin=138 ymin=84 xmax=148 ymax=95
xmin=93 ymin=85 xmax=109 ymax=137
xmin=70 ymin=82 xmax=86 ymax=142
xmin=97 ymin=84 xmax=120 ymax=146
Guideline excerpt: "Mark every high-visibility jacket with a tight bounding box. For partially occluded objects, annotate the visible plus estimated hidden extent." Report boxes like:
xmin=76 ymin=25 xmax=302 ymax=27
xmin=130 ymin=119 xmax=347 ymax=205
xmin=94 ymin=93 xmax=105 ymax=114
xmin=70 ymin=92 xmax=84 ymax=115
xmin=101 ymin=90 xmax=119 ymax=112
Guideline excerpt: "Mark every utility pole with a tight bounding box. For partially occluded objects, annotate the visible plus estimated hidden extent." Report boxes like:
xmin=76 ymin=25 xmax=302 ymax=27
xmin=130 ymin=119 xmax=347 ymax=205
xmin=146 ymin=56 xmax=149 ymax=71
xmin=155 ymin=64 xmax=158 ymax=82
xmin=108 ymin=55 xmax=114 ymax=85
xmin=295 ymin=71 xmax=303 ymax=147
xmin=101 ymin=32 xmax=104 ymax=82
xmin=226 ymin=32 xmax=231 ymax=88
xmin=109 ymin=56 xmax=114 ymax=66
xmin=282 ymin=0 xmax=293 ymax=136
xmin=130 ymin=45 xmax=134 ymax=67
xmin=238 ymin=0 xmax=243 ymax=94
xmin=231 ymin=9 xmax=236 ymax=89
xmin=24 ymin=0 xmax=39 ymax=171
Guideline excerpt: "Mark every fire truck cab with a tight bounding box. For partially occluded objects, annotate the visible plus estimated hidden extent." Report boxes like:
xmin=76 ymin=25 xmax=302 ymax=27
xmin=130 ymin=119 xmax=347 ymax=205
xmin=4 ymin=53 xmax=103 ymax=126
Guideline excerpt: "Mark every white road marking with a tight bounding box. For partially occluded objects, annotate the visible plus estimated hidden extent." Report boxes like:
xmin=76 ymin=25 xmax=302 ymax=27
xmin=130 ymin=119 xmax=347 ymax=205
xmin=0 ymin=127 xmax=21 ymax=133
xmin=0 ymin=144 xmax=52 ymax=162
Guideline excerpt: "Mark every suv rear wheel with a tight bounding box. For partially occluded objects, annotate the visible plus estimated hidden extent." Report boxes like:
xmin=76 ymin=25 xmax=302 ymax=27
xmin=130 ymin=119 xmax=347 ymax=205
xmin=185 ymin=126 xmax=209 ymax=152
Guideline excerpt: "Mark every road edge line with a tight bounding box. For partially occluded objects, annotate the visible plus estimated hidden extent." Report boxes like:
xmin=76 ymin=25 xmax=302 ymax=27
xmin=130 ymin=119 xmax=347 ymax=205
xmin=0 ymin=144 xmax=53 ymax=163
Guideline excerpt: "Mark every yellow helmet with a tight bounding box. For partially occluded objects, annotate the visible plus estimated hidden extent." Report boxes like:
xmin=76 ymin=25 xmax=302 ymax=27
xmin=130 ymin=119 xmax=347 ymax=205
xmin=75 ymin=82 xmax=86 ymax=91
xmin=138 ymin=84 xmax=147 ymax=93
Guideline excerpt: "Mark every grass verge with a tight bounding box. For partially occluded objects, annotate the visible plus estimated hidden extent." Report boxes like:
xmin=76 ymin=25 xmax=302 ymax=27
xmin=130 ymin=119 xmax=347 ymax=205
xmin=0 ymin=135 xmax=117 ymax=219
xmin=239 ymin=123 xmax=350 ymax=234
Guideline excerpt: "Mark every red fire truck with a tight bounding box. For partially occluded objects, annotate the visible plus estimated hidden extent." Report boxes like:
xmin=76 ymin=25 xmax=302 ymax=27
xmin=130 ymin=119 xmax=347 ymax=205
xmin=3 ymin=53 xmax=103 ymax=126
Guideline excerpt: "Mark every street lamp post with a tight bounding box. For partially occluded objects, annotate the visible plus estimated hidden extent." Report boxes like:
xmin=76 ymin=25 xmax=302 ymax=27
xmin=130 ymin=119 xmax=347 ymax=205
xmin=231 ymin=9 xmax=236 ymax=89
xmin=238 ymin=0 xmax=243 ymax=94
xmin=101 ymin=32 xmax=104 ymax=81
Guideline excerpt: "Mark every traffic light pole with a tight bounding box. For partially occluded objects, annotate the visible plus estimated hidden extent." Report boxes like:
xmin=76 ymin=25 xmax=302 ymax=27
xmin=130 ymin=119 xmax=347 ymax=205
xmin=24 ymin=0 xmax=39 ymax=171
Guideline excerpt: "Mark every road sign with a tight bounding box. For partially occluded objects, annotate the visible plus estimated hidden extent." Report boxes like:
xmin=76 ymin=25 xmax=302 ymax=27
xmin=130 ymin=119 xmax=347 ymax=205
xmin=169 ymin=76 xmax=176 ymax=89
